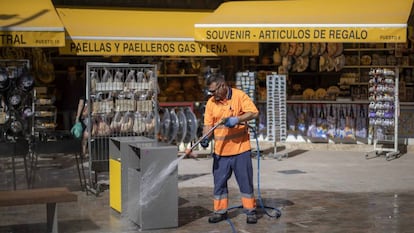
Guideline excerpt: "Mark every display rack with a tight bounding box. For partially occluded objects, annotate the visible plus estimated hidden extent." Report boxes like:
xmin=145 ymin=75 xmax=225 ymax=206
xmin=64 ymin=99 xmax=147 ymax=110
xmin=266 ymin=73 xmax=287 ymax=160
xmin=235 ymin=71 xmax=257 ymax=138
xmin=85 ymin=62 xmax=158 ymax=194
xmin=366 ymin=68 xmax=400 ymax=160
xmin=0 ymin=59 xmax=33 ymax=189
xmin=32 ymin=88 xmax=57 ymax=136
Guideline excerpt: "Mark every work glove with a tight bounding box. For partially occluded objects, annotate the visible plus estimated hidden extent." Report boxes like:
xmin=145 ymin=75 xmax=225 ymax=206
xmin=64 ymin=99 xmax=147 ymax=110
xmin=224 ymin=117 xmax=239 ymax=128
xmin=200 ymin=137 xmax=210 ymax=148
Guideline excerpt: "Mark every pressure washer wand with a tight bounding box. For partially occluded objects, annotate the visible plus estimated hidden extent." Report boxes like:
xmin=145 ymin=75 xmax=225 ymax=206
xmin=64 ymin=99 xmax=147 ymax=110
xmin=184 ymin=119 xmax=225 ymax=158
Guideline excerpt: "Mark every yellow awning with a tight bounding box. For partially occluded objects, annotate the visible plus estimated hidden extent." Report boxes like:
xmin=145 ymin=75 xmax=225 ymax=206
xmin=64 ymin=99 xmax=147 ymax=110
xmin=194 ymin=0 xmax=413 ymax=43
xmin=56 ymin=7 xmax=258 ymax=56
xmin=0 ymin=0 xmax=65 ymax=47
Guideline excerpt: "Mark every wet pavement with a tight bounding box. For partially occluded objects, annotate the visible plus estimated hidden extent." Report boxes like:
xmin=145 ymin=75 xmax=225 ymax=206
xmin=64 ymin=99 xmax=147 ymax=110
xmin=1 ymin=147 xmax=414 ymax=233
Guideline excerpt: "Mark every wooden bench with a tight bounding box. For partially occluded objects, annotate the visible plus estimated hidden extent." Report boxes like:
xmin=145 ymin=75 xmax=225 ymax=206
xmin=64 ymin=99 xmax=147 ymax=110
xmin=0 ymin=187 xmax=77 ymax=233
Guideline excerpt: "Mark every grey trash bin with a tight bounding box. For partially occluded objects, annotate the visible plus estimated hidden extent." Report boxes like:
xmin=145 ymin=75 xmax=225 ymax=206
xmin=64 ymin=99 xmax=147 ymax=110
xmin=109 ymin=136 xmax=154 ymax=214
xmin=126 ymin=141 xmax=178 ymax=230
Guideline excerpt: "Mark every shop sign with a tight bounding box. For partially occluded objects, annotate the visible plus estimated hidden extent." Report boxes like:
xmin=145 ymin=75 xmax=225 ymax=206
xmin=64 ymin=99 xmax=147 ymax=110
xmin=59 ymin=40 xmax=258 ymax=56
xmin=194 ymin=27 xmax=407 ymax=43
xmin=0 ymin=32 xmax=65 ymax=47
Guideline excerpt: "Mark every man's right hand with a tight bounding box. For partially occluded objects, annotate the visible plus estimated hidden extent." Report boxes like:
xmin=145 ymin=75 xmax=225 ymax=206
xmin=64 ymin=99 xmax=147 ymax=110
xmin=224 ymin=117 xmax=239 ymax=128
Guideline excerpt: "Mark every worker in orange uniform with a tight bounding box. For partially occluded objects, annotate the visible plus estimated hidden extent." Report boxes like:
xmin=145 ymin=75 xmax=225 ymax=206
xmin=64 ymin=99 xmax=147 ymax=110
xmin=200 ymin=73 xmax=259 ymax=224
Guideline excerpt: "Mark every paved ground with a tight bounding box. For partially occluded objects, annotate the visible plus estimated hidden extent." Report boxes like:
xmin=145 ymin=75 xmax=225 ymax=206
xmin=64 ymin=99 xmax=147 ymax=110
xmin=0 ymin=146 xmax=414 ymax=233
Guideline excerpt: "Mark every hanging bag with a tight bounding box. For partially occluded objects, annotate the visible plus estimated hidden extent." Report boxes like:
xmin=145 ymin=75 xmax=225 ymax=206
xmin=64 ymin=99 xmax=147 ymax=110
xmin=70 ymin=122 xmax=84 ymax=139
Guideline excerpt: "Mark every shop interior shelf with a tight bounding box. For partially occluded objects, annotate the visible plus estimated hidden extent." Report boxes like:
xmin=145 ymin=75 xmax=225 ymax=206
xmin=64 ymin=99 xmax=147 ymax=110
xmin=344 ymin=65 xmax=414 ymax=69
xmin=158 ymin=74 xmax=199 ymax=78
xmin=343 ymin=48 xmax=395 ymax=52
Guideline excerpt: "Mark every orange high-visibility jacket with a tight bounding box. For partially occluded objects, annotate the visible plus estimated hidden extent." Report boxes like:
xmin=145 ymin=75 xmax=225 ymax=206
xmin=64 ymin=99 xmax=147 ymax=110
xmin=204 ymin=88 xmax=259 ymax=156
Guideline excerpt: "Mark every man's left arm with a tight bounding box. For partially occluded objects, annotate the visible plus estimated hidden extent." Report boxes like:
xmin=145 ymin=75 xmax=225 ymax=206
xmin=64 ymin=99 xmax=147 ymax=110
xmin=236 ymin=111 xmax=259 ymax=123
xmin=237 ymin=93 xmax=259 ymax=122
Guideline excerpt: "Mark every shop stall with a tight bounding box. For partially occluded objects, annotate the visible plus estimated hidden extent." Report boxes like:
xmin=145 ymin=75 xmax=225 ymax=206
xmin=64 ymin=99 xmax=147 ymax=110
xmin=192 ymin=0 xmax=414 ymax=148
xmin=0 ymin=0 xmax=83 ymax=189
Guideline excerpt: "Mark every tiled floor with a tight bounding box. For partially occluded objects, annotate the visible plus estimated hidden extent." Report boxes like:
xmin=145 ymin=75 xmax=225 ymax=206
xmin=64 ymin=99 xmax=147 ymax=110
xmin=1 ymin=148 xmax=414 ymax=233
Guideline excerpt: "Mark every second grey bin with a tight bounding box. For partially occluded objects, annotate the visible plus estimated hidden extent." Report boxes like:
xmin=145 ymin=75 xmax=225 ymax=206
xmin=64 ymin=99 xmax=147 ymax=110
xmin=126 ymin=141 xmax=178 ymax=230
